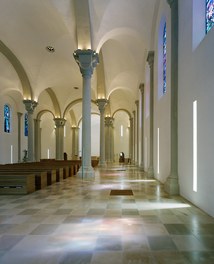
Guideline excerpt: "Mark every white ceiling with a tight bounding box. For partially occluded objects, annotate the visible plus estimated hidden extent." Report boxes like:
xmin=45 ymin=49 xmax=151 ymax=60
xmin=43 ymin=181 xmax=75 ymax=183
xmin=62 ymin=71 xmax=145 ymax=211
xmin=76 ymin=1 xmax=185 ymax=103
xmin=0 ymin=0 xmax=159 ymax=124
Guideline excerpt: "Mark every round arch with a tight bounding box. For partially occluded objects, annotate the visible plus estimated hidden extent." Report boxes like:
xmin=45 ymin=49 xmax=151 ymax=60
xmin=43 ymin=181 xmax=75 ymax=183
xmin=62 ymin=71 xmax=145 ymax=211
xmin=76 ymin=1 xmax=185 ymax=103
xmin=0 ymin=40 xmax=33 ymax=100
xmin=63 ymin=98 xmax=98 ymax=118
xmin=77 ymin=112 xmax=100 ymax=127
xmin=112 ymin=108 xmax=132 ymax=119
xmin=36 ymin=109 xmax=55 ymax=120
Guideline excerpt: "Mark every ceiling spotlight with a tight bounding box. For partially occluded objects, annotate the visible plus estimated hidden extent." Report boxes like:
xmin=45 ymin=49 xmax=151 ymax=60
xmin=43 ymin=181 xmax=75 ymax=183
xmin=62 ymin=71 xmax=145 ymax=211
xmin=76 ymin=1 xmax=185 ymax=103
xmin=46 ymin=46 xmax=55 ymax=53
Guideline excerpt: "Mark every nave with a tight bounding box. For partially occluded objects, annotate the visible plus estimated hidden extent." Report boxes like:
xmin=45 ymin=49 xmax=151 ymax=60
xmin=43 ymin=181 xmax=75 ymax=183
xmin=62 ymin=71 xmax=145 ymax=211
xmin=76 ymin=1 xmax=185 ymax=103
xmin=0 ymin=165 xmax=214 ymax=264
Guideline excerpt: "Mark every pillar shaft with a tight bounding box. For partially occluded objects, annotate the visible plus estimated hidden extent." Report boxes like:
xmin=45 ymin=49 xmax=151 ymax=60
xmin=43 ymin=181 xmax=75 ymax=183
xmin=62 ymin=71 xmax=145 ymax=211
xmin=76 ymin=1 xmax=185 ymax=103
xmin=23 ymin=100 xmax=38 ymax=162
xmin=132 ymin=110 xmax=136 ymax=164
xmin=96 ymin=99 xmax=107 ymax=166
xmin=129 ymin=117 xmax=133 ymax=163
xmin=147 ymin=51 xmax=155 ymax=177
xmin=54 ymin=118 xmax=66 ymax=160
xmin=105 ymin=117 xmax=114 ymax=163
xmin=17 ymin=112 xmax=23 ymax=163
xmin=73 ymin=49 xmax=99 ymax=178
xmin=72 ymin=127 xmax=79 ymax=159
xmin=135 ymin=100 xmax=139 ymax=165
xmin=139 ymin=84 xmax=145 ymax=170
xmin=34 ymin=119 xmax=41 ymax=161
xmin=165 ymin=0 xmax=179 ymax=195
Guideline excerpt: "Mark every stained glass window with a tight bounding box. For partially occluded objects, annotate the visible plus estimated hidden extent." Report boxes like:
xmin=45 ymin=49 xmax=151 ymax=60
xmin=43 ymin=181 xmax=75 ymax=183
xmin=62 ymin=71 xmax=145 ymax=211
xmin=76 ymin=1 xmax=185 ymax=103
xmin=163 ymin=22 xmax=167 ymax=94
xmin=24 ymin=113 xmax=28 ymax=136
xmin=4 ymin=104 xmax=11 ymax=133
xmin=206 ymin=0 xmax=214 ymax=33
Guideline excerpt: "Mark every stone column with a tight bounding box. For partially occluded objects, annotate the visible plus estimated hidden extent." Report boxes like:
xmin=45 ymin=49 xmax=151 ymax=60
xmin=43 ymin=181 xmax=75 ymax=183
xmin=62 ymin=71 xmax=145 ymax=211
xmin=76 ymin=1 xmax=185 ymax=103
xmin=110 ymin=118 xmax=114 ymax=163
xmin=73 ymin=49 xmax=99 ymax=178
xmin=132 ymin=110 xmax=136 ymax=164
xmin=147 ymin=51 xmax=155 ymax=177
xmin=96 ymin=99 xmax=108 ymax=166
xmin=139 ymin=84 xmax=145 ymax=170
xmin=23 ymin=100 xmax=38 ymax=162
xmin=135 ymin=100 xmax=139 ymax=165
xmin=54 ymin=118 xmax=66 ymax=160
xmin=129 ymin=117 xmax=133 ymax=163
xmin=17 ymin=112 xmax=23 ymax=163
xmin=34 ymin=118 xmax=41 ymax=161
xmin=105 ymin=117 xmax=114 ymax=163
xmin=71 ymin=127 xmax=79 ymax=159
xmin=164 ymin=0 xmax=179 ymax=195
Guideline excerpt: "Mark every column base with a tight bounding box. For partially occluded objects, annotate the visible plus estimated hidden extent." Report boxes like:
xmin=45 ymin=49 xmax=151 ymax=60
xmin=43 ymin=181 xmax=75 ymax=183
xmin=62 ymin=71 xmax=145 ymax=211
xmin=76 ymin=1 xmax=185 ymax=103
xmin=139 ymin=164 xmax=144 ymax=171
xmin=98 ymin=161 xmax=107 ymax=167
xmin=164 ymin=176 xmax=179 ymax=195
xmin=77 ymin=166 xmax=95 ymax=179
xmin=147 ymin=166 xmax=154 ymax=177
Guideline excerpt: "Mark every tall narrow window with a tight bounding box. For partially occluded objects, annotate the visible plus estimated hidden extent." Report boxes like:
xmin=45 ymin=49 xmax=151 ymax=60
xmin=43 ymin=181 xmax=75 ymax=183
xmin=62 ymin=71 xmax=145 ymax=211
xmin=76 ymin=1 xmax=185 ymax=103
xmin=193 ymin=100 xmax=198 ymax=192
xmin=120 ymin=125 xmax=123 ymax=137
xmin=4 ymin=104 xmax=11 ymax=133
xmin=206 ymin=0 xmax=214 ymax=33
xmin=24 ymin=113 xmax=28 ymax=136
xmin=163 ymin=22 xmax=167 ymax=94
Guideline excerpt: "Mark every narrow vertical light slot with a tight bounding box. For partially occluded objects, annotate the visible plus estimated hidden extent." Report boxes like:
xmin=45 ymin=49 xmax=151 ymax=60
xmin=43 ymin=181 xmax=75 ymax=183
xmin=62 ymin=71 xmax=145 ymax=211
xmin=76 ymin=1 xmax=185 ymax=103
xmin=145 ymin=137 xmax=147 ymax=168
xmin=120 ymin=125 xmax=123 ymax=137
xmin=157 ymin=128 xmax=160 ymax=174
xmin=64 ymin=126 xmax=66 ymax=137
xmin=10 ymin=145 xmax=13 ymax=163
xmin=193 ymin=100 xmax=197 ymax=192
xmin=47 ymin=149 xmax=50 ymax=159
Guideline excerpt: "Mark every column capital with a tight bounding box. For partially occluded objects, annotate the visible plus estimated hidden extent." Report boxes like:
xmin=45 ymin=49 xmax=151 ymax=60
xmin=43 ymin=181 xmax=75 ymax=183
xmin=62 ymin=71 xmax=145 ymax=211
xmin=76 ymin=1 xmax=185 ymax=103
xmin=96 ymin=98 xmax=108 ymax=112
xmin=139 ymin=83 xmax=144 ymax=94
xmin=147 ymin=51 xmax=155 ymax=67
xmin=71 ymin=126 xmax=79 ymax=130
xmin=135 ymin=100 xmax=139 ymax=107
xmin=54 ymin=118 xmax=66 ymax=127
xmin=73 ymin=49 xmax=99 ymax=78
xmin=17 ymin=112 xmax=23 ymax=118
xmin=167 ymin=0 xmax=177 ymax=8
xmin=23 ymin=100 xmax=38 ymax=114
xmin=105 ymin=116 xmax=114 ymax=126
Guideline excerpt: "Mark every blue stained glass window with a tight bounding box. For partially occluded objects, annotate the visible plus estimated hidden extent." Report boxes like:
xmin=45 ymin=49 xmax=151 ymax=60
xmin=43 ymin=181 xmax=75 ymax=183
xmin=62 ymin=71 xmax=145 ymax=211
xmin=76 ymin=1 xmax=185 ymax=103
xmin=4 ymin=104 xmax=11 ymax=133
xmin=163 ymin=22 xmax=167 ymax=94
xmin=24 ymin=113 xmax=28 ymax=136
xmin=206 ymin=0 xmax=214 ymax=33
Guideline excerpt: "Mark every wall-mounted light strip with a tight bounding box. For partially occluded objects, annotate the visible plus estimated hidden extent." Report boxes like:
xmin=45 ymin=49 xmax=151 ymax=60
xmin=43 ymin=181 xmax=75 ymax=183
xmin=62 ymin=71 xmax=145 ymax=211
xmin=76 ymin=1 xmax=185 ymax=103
xmin=157 ymin=128 xmax=160 ymax=174
xmin=10 ymin=145 xmax=13 ymax=163
xmin=193 ymin=100 xmax=198 ymax=192
xmin=47 ymin=149 xmax=50 ymax=159
xmin=64 ymin=126 xmax=66 ymax=138
xmin=120 ymin=125 xmax=123 ymax=137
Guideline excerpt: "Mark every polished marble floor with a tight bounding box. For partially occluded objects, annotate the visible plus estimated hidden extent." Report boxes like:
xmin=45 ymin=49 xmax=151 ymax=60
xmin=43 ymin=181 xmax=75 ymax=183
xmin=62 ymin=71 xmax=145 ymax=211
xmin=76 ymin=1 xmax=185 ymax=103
xmin=0 ymin=165 xmax=214 ymax=263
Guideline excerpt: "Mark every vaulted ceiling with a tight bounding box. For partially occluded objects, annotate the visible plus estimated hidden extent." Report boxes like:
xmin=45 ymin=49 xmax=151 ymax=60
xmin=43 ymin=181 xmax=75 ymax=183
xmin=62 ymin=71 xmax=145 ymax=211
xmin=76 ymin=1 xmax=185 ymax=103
xmin=0 ymin=0 xmax=159 ymax=124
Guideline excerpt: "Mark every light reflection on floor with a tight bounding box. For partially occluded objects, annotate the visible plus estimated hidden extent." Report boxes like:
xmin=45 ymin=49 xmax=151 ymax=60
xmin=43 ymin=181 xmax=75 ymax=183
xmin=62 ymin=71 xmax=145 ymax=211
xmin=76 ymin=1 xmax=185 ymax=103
xmin=0 ymin=165 xmax=214 ymax=264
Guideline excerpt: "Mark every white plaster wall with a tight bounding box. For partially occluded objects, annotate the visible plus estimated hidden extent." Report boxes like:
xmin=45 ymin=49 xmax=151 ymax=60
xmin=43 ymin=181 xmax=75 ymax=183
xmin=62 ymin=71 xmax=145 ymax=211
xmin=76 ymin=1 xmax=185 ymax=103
xmin=144 ymin=64 xmax=150 ymax=171
xmin=178 ymin=0 xmax=214 ymax=216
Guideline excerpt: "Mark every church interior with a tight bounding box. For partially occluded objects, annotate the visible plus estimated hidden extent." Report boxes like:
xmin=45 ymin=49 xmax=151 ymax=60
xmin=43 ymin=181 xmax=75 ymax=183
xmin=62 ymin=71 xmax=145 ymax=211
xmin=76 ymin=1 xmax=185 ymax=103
xmin=0 ymin=0 xmax=214 ymax=263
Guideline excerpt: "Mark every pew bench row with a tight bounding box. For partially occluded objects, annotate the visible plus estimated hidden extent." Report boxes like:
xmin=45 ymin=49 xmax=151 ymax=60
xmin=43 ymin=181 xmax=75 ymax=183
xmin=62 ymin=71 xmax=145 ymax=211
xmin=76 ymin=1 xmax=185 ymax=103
xmin=0 ymin=160 xmax=81 ymax=195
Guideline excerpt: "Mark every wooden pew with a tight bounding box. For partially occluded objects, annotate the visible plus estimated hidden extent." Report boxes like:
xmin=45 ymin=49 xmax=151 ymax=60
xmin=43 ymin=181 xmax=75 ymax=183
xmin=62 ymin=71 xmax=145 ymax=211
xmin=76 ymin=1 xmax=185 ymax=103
xmin=0 ymin=173 xmax=35 ymax=194
xmin=0 ymin=171 xmax=47 ymax=190
xmin=0 ymin=166 xmax=57 ymax=186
